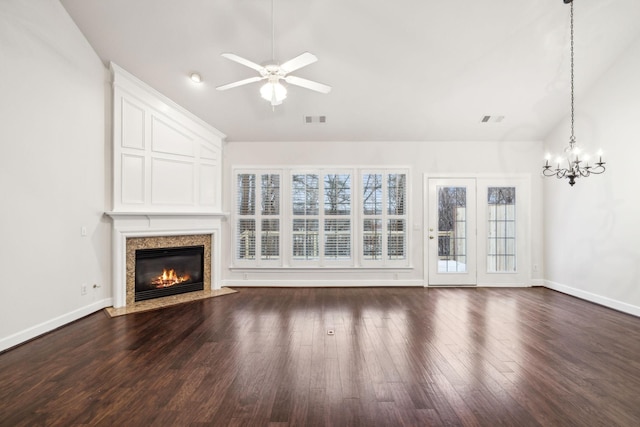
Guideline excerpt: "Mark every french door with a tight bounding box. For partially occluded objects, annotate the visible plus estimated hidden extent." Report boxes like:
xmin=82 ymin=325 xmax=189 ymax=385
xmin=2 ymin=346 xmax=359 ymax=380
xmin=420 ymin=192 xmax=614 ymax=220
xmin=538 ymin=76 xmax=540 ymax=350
xmin=427 ymin=177 xmax=530 ymax=286
xmin=428 ymin=179 xmax=477 ymax=285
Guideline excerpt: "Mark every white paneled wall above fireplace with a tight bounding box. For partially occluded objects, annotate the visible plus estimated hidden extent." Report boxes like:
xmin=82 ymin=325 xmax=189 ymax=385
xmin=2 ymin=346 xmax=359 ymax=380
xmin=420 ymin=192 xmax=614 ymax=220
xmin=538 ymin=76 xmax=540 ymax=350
xmin=111 ymin=63 xmax=226 ymax=213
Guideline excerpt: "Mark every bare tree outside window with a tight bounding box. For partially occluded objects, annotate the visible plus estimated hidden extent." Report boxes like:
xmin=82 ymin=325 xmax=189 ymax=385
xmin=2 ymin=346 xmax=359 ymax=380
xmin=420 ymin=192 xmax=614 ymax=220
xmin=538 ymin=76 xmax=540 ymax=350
xmin=363 ymin=174 xmax=383 ymax=260
xmin=261 ymin=174 xmax=280 ymax=260
xmin=292 ymin=174 xmax=320 ymax=259
xmin=324 ymin=174 xmax=351 ymax=259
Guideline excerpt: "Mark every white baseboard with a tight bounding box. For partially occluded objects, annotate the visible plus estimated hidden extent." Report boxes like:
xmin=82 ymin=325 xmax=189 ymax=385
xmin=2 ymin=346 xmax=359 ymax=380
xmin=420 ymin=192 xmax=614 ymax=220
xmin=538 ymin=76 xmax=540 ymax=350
xmin=544 ymin=280 xmax=640 ymax=317
xmin=223 ymin=279 xmax=426 ymax=287
xmin=0 ymin=298 xmax=112 ymax=353
xmin=476 ymin=283 xmax=532 ymax=287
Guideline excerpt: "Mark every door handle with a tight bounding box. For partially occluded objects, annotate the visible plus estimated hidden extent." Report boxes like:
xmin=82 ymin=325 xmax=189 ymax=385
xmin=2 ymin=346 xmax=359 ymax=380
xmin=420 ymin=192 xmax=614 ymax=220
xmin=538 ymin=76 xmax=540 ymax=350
xmin=429 ymin=236 xmax=434 ymax=240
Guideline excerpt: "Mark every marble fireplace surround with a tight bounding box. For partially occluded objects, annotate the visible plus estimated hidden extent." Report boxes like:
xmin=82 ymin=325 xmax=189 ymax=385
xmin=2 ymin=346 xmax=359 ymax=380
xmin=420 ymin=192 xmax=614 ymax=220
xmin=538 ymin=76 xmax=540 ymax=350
xmin=106 ymin=212 xmax=224 ymax=309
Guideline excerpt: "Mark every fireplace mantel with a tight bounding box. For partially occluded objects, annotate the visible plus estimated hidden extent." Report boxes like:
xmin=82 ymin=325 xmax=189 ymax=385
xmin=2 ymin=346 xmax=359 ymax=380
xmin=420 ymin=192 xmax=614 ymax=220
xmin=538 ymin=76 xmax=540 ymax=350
xmin=106 ymin=211 xmax=228 ymax=220
xmin=106 ymin=211 xmax=227 ymax=308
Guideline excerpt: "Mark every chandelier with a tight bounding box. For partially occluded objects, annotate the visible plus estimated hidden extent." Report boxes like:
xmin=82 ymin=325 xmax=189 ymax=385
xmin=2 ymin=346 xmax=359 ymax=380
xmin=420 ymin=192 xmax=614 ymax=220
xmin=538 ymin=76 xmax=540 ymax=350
xmin=543 ymin=0 xmax=606 ymax=186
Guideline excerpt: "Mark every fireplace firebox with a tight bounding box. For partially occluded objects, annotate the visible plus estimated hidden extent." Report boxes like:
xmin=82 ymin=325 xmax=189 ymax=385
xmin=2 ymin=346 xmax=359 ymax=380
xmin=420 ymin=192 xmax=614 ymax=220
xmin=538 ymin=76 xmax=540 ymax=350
xmin=134 ymin=245 xmax=204 ymax=301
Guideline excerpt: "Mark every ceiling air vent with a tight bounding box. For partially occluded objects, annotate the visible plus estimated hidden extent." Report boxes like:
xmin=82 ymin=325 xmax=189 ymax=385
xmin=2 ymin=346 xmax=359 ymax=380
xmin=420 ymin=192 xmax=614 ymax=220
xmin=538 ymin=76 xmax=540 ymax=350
xmin=304 ymin=115 xmax=327 ymax=124
xmin=481 ymin=115 xmax=505 ymax=123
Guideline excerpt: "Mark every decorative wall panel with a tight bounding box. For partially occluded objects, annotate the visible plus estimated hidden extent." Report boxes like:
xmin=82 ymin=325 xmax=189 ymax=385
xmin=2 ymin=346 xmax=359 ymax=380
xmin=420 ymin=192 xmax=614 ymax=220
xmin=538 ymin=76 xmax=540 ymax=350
xmin=151 ymin=116 xmax=194 ymax=157
xmin=199 ymin=164 xmax=216 ymax=206
xmin=121 ymin=99 xmax=145 ymax=149
xmin=121 ymin=154 xmax=145 ymax=204
xmin=151 ymin=158 xmax=194 ymax=205
xmin=111 ymin=63 xmax=225 ymax=213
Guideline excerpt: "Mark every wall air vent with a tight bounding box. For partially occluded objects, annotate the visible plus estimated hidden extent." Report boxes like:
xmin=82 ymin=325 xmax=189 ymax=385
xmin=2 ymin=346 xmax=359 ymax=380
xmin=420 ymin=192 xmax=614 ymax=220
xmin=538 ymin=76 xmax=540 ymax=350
xmin=304 ymin=115 xmax=327 ymax=124
xmin=481 ymin=115 xmax=505 ymax=123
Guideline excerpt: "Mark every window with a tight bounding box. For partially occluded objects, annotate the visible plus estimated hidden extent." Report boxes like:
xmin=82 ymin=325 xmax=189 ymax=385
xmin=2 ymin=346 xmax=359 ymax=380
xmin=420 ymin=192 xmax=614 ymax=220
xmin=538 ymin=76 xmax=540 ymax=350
xmin=292 ymin=174 xmax=320 ymax=260
xmin=236 ymin=172 xmax=281 ymax=264
xmin=324 ymin=174 xmax=351 ymax=260
xmin=292 ymin=172 xmax=352 ymax=264
xmin=362 ymin=172 xmax=408 ymax=263
xmin=487 ymin=187 xmax=516 ymax=272
xmin=237 ymin=174 xmax=256 ymax=260
xmin=234 ymin=167 xmax=408 ymax=268
xmin=261 ymin=174 xmax=280 ymax=260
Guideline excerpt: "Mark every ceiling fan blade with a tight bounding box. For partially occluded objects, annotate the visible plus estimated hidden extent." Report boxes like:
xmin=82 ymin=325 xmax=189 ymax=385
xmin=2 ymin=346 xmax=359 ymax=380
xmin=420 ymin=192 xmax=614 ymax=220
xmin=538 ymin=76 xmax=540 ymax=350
xmin=221 ymin=53 xmax=266 ymax=74
xmin=279 ymin=52 xmax=318 ymax=74
xmin=216 ymin=76 xmax=264 ymax=91
xmin=284 ymin=75 xmax=331 ymax=94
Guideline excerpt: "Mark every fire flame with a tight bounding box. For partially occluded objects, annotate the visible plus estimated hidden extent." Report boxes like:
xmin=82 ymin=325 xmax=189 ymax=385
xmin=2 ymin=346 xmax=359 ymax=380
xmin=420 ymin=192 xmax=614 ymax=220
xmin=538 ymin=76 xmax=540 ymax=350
xmin=150 ymin=269 xmax=191 ymax=288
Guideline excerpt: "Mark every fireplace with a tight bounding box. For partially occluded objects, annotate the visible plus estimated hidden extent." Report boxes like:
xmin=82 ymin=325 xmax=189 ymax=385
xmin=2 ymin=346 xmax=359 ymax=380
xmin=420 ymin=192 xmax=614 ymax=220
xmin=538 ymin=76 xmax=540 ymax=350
xmin=134 ymin=245 xmax=204 ymax=301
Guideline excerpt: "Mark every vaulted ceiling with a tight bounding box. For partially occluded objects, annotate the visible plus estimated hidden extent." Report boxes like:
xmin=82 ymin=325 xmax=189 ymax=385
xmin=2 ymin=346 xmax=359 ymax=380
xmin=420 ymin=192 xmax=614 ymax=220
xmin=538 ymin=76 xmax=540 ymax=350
xmin=60 ymin=0 xmax=640 ymax=142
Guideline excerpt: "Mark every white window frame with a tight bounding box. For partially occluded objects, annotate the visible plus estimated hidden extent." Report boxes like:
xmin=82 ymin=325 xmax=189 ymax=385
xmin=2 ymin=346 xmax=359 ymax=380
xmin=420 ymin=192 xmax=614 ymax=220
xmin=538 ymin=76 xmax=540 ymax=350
xmin=290 ymin=169 xmax=354 ymax=267
xmin=360 ymin=169 xmax=410 ymax=267
xmin=234 ymin=169 xmax=284 ymax=267
xmin=232 ymin=166 xmax=410 ymax=269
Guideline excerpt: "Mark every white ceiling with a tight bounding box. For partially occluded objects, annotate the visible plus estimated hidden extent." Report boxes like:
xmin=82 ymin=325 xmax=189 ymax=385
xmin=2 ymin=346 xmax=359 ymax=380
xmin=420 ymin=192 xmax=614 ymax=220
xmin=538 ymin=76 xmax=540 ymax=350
xmin=60 ymin=0 xmax=640 ymax=142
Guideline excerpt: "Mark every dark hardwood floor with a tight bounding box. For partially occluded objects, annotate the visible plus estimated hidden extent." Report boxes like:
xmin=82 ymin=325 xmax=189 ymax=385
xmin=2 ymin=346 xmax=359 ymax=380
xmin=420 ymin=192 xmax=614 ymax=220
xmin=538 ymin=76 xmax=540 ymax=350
xmin=2 ymin=287 xmax=640 ymax=426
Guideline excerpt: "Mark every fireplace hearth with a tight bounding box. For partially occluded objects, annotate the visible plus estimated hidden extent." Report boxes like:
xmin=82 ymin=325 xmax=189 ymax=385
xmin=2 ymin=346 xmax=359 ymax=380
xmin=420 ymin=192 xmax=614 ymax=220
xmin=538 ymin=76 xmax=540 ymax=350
xmin=135 ymin=245 xmax=204 ymax=301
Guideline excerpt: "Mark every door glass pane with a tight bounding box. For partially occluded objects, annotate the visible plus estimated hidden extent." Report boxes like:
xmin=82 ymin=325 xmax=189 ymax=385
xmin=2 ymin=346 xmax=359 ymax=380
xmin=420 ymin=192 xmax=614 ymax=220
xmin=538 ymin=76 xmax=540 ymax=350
xmin=438 ymin=187 xmax=467 ymax=273
xmin=487 ymin=187 xmax=516 ymax=272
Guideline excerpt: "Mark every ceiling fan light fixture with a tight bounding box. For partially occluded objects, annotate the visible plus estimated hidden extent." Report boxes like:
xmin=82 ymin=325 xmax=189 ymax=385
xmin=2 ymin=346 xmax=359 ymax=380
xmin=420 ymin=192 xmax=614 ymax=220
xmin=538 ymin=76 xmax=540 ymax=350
xmin=190 ymin=72 xmax=202 ymax=83
xmin=260 ymin=80 xmax=287 ymax=106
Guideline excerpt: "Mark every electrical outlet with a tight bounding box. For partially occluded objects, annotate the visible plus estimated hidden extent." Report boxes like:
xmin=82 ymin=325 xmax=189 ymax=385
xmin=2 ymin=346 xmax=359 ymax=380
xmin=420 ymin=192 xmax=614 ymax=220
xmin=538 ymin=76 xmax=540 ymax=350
xmin=81 ymin=284 xmax=87 ymax=295
xmin=81 ymin=226 xmax=87 ymax=236
xmin=533 ymin=264 xmax=539 ymax=273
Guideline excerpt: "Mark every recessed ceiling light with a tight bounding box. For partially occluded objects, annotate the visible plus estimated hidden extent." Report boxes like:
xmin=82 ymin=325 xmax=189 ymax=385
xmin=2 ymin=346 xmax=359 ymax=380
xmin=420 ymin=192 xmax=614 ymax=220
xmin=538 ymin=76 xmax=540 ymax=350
xmin=190 ymin=72 xmax=202 ymax=83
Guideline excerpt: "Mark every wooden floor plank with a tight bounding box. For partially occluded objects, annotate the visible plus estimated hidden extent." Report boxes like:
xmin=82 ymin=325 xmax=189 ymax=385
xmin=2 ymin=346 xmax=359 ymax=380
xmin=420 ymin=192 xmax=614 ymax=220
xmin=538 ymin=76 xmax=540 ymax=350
xmin=2 ymin=287 xmax=640 ymax=426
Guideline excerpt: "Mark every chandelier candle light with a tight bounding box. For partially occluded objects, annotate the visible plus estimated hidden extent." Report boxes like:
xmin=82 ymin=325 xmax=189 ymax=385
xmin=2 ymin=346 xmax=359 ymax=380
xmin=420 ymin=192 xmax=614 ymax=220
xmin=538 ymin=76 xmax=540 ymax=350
xmin=543 ymin=0 xmax=606 ymax=186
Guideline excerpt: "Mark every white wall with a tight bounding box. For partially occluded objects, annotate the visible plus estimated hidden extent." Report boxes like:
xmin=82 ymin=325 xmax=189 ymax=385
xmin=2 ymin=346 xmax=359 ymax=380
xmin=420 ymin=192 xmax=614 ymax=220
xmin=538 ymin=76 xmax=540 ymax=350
xmin=223 ymin=139 xmax=544 ymax=286
xmin=0 ymin=0 xmax=110 ymax=351
xmin=543 ymin=34 xmax=640 ymax=316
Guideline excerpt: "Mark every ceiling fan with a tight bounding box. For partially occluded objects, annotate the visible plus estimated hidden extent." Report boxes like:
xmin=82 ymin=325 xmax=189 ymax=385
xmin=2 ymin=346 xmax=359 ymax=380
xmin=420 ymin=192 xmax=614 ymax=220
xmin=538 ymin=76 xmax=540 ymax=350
xmin=215 ymin=0 xmax=331 ymax=106
xmin=216 ymin=52 xmax=331 ymax=106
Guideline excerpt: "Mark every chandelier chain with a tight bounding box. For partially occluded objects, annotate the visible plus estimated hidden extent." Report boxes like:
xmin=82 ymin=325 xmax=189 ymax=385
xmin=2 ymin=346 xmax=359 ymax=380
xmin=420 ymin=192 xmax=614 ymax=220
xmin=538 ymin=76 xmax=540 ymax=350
xmin=570 ymin=1 xmax=575 ymax=145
